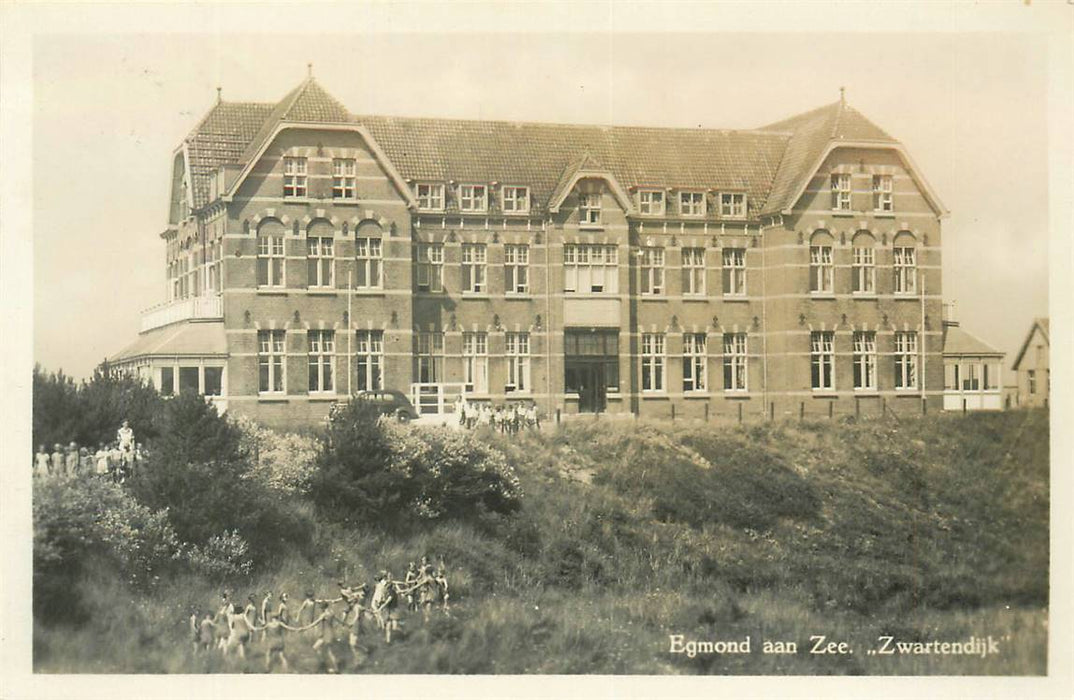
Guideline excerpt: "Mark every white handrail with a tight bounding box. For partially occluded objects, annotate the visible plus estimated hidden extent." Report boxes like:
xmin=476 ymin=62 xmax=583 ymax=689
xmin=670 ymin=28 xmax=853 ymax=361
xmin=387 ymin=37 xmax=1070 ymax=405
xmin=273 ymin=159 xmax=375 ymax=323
xmin=140 ymin=294 xmax=223 ymax=332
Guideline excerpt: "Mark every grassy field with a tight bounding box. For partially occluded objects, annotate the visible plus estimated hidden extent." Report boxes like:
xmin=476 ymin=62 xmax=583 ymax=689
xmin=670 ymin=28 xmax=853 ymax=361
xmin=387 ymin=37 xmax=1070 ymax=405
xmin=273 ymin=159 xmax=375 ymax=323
xmin=33 ymin=409 xmax=1049 ymax=675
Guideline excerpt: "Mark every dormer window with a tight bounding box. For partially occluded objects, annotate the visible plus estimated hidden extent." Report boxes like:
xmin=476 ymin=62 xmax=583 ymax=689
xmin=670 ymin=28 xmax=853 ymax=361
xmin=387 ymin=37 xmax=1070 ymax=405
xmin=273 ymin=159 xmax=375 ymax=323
xmin=579 ymin=192 xmax=602 ymax=226
xmin=416 ymin=183 xmax=445 ymax=211
xmin=283 ymin=157 xmax=307 ymax=198
xmin=680 ymin=191 xmax=705 ymax=217
xmin=720 ymin=193 xmax=746 ymax=219
xmin=502 ymin=186 xmax=530 ymax=214
xmin=459 ymin=184 xmax=488 ymax=213
xmin=638 ymin=189 xmax=665 ymax=216
xmin=332 ymin=159 xmax=356 ymax=199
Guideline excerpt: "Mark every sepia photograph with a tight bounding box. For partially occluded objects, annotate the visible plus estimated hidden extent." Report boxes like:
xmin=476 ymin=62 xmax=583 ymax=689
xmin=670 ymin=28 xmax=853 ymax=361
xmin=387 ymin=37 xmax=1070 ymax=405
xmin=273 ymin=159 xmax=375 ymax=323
xmin=2 ymin=2 xmax=1072 ymax=698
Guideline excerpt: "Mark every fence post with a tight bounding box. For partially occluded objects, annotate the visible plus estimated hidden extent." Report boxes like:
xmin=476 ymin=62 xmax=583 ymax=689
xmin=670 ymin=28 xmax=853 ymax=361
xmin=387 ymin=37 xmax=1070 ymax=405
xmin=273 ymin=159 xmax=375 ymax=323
xmin=769 ymin=401 xmax=775 ymax=421
xmin=556 ymin=408 xmax=561 ymax=425
xmin=738 ymin=403 xmax=743 ymax=424
xmin=828 ymin=400 xmax=834 ymax=420
xmin=704 ymin=402 xmax=710 ymax=422
xmin=962 ymin=398 xmax=967 ymax=414
xmin=671 ymin=404 xmax=676 ymax=422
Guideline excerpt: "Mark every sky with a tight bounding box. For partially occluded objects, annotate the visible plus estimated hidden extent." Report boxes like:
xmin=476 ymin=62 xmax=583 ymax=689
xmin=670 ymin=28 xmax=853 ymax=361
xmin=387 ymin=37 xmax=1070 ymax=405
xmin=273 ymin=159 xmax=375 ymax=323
xmin=32 ymin=31 xmax=1051 ymax=379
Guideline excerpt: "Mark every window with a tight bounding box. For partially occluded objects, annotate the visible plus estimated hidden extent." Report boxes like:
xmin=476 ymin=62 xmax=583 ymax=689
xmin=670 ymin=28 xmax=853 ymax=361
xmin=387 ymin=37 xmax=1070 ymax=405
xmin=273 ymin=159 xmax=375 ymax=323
xmin=579 ymin=192 xmax=602 ymax=226
xmin=307 ymin=330 xmax=335 ymax=393
xmin=505 ymin=332 xmax=530 ymax=393
xmin=680 ymin=191 xmax=705 ymax=217
xmin=563 ymin=244 xmax=618 ymax=294
xmin=463 ymin=332 xmax=488 ymax=394
xmin=831 ymin=173 xmax=851 ymax=211
xmin=723 ymin=333 xmax=748 ymax=391
xmin=962 ymin=363 xmax=980 ymax=391
xmin=283 ymin=157 xmax=307 ymax=198
xmin=893 ymin=246 xmax=917 ymax=294
xmin=638 ymin=189 xmax=665 ymax=216
xmin=258 ymin=329 xmax=286 ymax=393
xmin=944 ymin=361 xmax=959 ymax=390
xmin=355 ymin=237 xmax=382 ymax=288
xmin=722 ymin=248 xmax=746 ymax=296
xmin=852 ymin=245 xmax=876 ymax=294
xmin=502 ymin=186 xmax=529 ymax=214
xmin=640 ymin=247 xmax=665 ymax=295
xmin=257 ymin=235 xmax=285 ymax=287
xmin=873 ymin=174 xmax=893 ymax=213
xmin=355 ymin=330 xmax=383 ymax=391
xmin=984 ymin=363 xmax=1000 ymax=390
xmin=416 ymin=183 xmax=445 ymax=211
xmin=810 ymin=331 xmax=835 ymax=391
xmin=204 ymin=367 xmax=223 ymax=396
xmin=160 ymin=367 xmax=175 ymax=396
xmin=459 ymin=184 xmax=487 ymax=213
xmin=682 ymin=247 xmax=705 ymax=296
xmin=810 ymin=245 xmax=834 ymax=293
xmin=306 ymin=236 xmax=334 ymax=288
xmin=853 ymin=331 xmax=877 ymax=390
xmin=416 ymin=243 xmax=444 ymax=292
xmin=720 ymin=193 xmax=746 ymax=218
xmin=179 ymin=367 xmax=200 ymax=395
xmin=504 ymin=244 xmax=529 ymax=294
xmin=416 ymin=332 xmax=444 ymax=383
xmin=894 ymin=331 xmax=918 ymax=390
xmin=461 ymin=244 xmax=487 ymax=293
xmin=641 ymin=333 xmax=665 ymax=392
xmin=683 ymin=333 xmax=707 ymax=392
xmin=332 ymin=159 xmax=356 ymax=199
xmin=1027 ymin=369 xmax=1036 ymax=395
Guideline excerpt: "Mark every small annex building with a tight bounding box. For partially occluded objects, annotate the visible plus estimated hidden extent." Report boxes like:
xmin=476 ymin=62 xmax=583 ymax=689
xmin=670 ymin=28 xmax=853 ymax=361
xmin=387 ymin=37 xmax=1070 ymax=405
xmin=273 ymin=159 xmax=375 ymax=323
xmin=1010 ymin=317 xmax=1050 ymax=408
xmin=941 ymin=314 xmax=1004 ymax=412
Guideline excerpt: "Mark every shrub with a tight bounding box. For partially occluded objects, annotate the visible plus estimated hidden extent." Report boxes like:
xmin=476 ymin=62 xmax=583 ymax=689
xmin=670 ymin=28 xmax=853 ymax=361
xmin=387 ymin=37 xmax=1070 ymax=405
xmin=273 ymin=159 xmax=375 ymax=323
xmin=235 ymin=417 xmax=318 ymax=494
xmin=185 ymin=530 xmax=254 ymax=581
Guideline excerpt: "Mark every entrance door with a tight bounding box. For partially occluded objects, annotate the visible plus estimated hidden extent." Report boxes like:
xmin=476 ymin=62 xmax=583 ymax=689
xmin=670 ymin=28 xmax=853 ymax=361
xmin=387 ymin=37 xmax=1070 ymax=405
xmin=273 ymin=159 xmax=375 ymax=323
xmin=572 ymin=362 xmax=607 ymax=413
xmin=565 ymin=329 xmax=619 ymax=414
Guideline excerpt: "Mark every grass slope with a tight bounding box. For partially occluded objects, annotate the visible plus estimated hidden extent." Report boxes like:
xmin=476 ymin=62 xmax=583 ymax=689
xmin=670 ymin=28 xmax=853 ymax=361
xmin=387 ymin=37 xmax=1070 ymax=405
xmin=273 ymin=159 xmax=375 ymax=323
xmin=34 ymin=409 xmax=1049 ymax=675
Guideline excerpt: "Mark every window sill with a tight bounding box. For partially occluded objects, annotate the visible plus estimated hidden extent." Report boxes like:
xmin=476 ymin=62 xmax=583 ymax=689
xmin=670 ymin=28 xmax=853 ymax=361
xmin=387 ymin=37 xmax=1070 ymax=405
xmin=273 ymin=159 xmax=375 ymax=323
xmin=723 ymin=391 xmax=751 ymax=399
xmin=258 ymin=394 xmax=289 ymax=402
xmin=852 ymin=293 xmax=878 ymax=300
xmin=501 ymin=211 xmax=532 ymax=217
xmin=307 ymin=289 xmax=338 ymax=296
xmin=563 ymin=292 xmax=617 ymax=298
xmin=353 ymin=288 xmax=385 ymax=295
xmin=640 ymin=294 xmax=666 ymax=300
xmin=331 ymin=199 xmax=360 ymax=206
xmin=257 ymin=288 xmax=288 ymax=296
xmin=831 ymin=210 xmax=855 ymax=217
xmin=461 ymin=293 xmax=491 ymax=299
xmin=873 ymin=211 xmax=895 ymax=218
xmin=505 ymin=293 xmax=533 ymax=300
xmin=810 ymin=292 xmax=836 ymax=300
xmin=722 ymin=294 xmax=749 ymax=301
xmin=605 ymin=392 xmax=624 ymax=400
xmin=308 ymin=394 xmax=339 ymax=402
xmin=682 ymin=295 xmax=709 ymax=302
xmin=893 ymin=293 xmax=919 ymax=299
xmin=641 ymin=392 xmax=669 ymax=399
xmin=853 ymin=390 xmax=879 ymax=397
xmin=894 ymin=389 xmax=921 ymax=396
xmin=282 ymin=197 xmax=310 ymax=204
xmin=811 ymin=390 xmax=838 ymax=398
xmin=459 ymin=209 xmax=489 ymax=216
xmin=683 ymin=392 xmax=710 ymax=399
xmin=417 ymin=208 xmax=446 ymax=215
xmin=578 ymin=224 xmax=604 ymax=231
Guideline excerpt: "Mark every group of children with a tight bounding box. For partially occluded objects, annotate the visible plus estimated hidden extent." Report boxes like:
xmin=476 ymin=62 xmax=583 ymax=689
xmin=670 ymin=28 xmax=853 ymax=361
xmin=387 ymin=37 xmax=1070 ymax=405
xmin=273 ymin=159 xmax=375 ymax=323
xmin=454 ymin=398 xmax=541 ymax=434
xmin=32 ymin=420 xmax=142 ymax=483
xmin=191 ymin=556 xmax=451 ymax=673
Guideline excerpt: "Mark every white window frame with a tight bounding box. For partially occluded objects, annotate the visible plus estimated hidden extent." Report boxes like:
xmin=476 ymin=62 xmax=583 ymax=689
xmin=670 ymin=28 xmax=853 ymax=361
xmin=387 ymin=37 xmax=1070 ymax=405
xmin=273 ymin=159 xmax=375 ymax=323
xmin=355 ymin=237 xmax=382 ymax=289
xmin=723 ymin=333 xmax=748 ymax=392
xmin=682 ymin=247 xmax=706 ymax=296
xmin=679 ymin=191 xmax=705 ymax=217
xmin=417 ymin=243 xmax=444 ymax=292
xmin=461 ymin=243 xmax=488 ymax=293
xmin=458 ymin=184 xmax=488 ymax=213
xmin=505 ymin=332 xmax=530 ymax=393
xmin=504 ymin=244 xmax=529 ymax=294
xmin=307 ymin=330 xmax=335 ymax=394
xmin=894 ymin=331 xmax=919 ymax=390
xmin=831 ymin=173 xmax=852 ymax=211
xmin=416 ymin=183 xmax=445 ymax=212
xmin=873 ymin=174 xmax=894 ymax=213
xmin=683 ymin=333 xmax=707 ymax=392
xmin=463 ymin=332 xmax=489 ymax=394
xmin=640 ymin=247 xmax=665 ymax=295
xmin=853 ymin=331 xmax=877 ymax=391
xmin=579 ymin=192 xmax=602 ymax=226
xmin=332 ymin=158 xmax=357 ymax=200
xmin=641 ymin=333 xmax=666 ymax=392
xmin=852 ymin=246 xmax=876 ymax=294
xmin=638 ymin=189 xmax=665 ymax=216
xmin=306 ymin=236 xmax=335 ymax=288
xmin=893 ymin=246 xmax=917 ymax=295
xmin=355 ymin=330 xmax=384 ymax=391
xmin=810 ymin=245 xmax=834 ymax=294
xmin=416 ymin=331 xmax=444 ymax=383
xmin=257 ymin=235 xmax=285 ymax=288
xmin=501 ymin=186 xmax=530 ymax=214
xmin=258 ymin=329 xmax=286 ymax=394
xmin=720 ymin=192 xmax=746 ymax=219
xmin=283 ymin=157 xmax=307 ymax=198
xmin=722 ymin=247 xmax=746 ymax=296
xmin=811 ymin=331 xmax=835 ymax=391
xmin=563 ymin=244 xmax=618 ymax=294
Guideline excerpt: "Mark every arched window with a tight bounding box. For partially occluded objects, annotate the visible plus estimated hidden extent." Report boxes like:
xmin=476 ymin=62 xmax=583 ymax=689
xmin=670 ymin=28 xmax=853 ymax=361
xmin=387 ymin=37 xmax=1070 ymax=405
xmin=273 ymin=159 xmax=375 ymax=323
xmin=851 ymin=231 xmax=876 ymax=294
xmin=809 ymin=230 xmax=834 ymax=293
xmin=306 ymin=219 xmax=335 ymax=289
xmin=257 ymin=218 xmax=285 ymax=288
xmin=893 ymin=231 xmax=917 ymax=295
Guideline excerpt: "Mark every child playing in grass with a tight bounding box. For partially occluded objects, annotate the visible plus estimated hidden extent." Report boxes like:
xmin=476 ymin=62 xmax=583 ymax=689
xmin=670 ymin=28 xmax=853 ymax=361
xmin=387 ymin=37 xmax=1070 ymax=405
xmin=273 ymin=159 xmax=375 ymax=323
xmin=224 ymin=603 xmax=253 ymax=659
xmin=305 ymin=600 xmax=344 ymax=673
xmin=250 ymin=611 xmax=303 ymax=672
xmin=371 ymin=570 xmax=401 ymax=644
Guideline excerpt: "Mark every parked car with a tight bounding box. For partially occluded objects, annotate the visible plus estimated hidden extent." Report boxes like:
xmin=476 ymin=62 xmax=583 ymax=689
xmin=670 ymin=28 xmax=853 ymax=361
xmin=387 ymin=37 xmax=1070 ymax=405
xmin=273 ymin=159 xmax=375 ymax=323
xmin=352 ymin=390 xmax=420 ymax=423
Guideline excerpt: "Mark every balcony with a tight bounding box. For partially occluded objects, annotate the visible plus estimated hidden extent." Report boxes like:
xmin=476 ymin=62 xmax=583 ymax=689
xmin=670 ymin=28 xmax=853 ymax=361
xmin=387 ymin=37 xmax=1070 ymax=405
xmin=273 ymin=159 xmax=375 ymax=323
xmin=140 ymin=295 xmax=223 ymax=333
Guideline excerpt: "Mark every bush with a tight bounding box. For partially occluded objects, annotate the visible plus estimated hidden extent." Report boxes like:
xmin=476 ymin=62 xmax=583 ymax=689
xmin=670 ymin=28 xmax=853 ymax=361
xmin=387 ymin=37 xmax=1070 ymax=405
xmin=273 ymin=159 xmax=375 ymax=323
xmin=185 ymin=530 xmax=254 ymax=581
xmin=235 ymin=417 xmax=318 ymax=494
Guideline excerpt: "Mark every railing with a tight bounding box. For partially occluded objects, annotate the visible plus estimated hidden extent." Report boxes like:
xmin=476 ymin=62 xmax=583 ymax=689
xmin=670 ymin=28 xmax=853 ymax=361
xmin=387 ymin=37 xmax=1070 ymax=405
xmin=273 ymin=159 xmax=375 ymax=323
xmin=409 ymin=382 xmax=470 ymax=415
xmin=140 ymin=295 xmax=223 ymax=333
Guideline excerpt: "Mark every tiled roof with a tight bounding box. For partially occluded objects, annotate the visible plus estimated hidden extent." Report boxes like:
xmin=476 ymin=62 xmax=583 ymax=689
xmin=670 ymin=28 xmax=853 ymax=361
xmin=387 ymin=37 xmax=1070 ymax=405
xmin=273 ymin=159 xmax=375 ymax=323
xmin=112 ymin=321 xmax=227 ymax=362
xmin=942 ymin=324 xmax=1004 ymax=357
xmin=180 ymin=78 xmax=904 ymax=216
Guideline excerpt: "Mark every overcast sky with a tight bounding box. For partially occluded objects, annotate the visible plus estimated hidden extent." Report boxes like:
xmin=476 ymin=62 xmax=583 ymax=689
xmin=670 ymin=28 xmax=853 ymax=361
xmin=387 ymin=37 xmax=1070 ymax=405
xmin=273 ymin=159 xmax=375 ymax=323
xmin=33 ymin=32 xmax=1049 ymax=379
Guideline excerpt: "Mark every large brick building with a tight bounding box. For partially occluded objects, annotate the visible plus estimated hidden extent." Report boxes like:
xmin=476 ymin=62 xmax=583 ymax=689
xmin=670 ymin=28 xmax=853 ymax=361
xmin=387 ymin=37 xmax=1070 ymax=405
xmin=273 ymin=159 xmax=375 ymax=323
xmin=112 ymin=76 xmax=949 ymax=429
